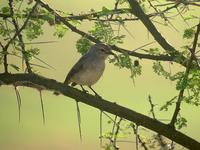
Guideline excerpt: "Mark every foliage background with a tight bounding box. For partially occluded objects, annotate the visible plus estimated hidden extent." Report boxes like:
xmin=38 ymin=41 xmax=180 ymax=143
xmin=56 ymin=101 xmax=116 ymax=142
xmin=0 ymin=0 xmax=200 ymax=149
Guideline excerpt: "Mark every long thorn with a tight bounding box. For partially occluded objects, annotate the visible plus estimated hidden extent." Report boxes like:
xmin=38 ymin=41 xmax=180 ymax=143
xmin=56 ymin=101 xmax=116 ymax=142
xmin=39 ymin=90 xmax=46 ymax=125
xmin=76 ymin=101 xmax=82 ymax=141
xmin=24 ymin=40 xmax=58 ymax=45
xmin=100 ymin=110 xmax=103 ymax=147
xmin=14 ymin=86 xmax=21 ymax=123
xmin=33 ymin=55 xmax=56 ymax=70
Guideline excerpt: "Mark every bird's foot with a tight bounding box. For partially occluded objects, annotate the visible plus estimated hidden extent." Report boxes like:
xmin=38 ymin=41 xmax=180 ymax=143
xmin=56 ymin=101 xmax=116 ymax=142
xmin=88 ymin=86 xmax=102 ymax=99
xmin=80 ymin=85 xmax=89 ymax=94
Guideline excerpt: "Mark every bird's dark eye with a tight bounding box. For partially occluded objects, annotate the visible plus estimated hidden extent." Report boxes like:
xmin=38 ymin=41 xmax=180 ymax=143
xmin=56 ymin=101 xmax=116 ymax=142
xmin=100 ymin=48 xmax=105 ymax=52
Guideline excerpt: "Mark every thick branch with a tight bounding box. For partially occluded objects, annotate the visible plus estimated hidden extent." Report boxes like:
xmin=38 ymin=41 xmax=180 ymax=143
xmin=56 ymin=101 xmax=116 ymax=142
xmin=127 ymin=0 xmax=175 ymax=52
xmin=0 ymin=73 xmax=199 ymax=149
xmin=127 ymin=0 xmax=187 ymax=65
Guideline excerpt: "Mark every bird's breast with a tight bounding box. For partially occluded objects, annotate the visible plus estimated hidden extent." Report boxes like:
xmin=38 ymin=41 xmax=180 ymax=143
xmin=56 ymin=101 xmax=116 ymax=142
xmin=70 ymin=60 xmax=105 ymax=86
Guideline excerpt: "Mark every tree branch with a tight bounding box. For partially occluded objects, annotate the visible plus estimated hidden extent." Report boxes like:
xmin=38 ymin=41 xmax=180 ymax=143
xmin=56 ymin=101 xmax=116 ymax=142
xmin=0 ymin=73 xmax=199 ymax=149
xmin=127 ymin=0 xmax=187 ymax=65
xmin=0 ymin=42 xmax=8 ymax=73
xmin=8 ymin=0 xmax=32 ymax=73
xmin=34 ymin=0 xmax=188 ymax=66
xmin=170 ymin=23 xmax=200 ymax=127
xmin=0 ymin=2 xmax=187 ymax=22
xmin=3 ymin=1 xmax=39 ymax=55
xmin=148 ymin=95 xmax=166 ymax=148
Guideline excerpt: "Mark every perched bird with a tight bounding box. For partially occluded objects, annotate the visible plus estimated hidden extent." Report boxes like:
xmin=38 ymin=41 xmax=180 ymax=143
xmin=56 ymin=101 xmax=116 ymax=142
xmin=55 ymin=43 xmax=117 ymax=96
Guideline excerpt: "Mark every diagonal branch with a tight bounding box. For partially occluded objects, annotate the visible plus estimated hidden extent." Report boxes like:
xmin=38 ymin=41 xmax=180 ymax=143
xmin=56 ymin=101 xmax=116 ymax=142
xmin=8 ymin=0 xmax=32 ymax=73
xmin=170 ymin=23 xmax=200 ymax=127
xmin=0 ymin=2 xmax=186 ymax=23
xmin=3 ymin=1 xmax=39 ymax=54
xmin=35 ymin=0 xmax=187 ymax=66
xmin=127 ymin=0 xmax=187 ymax=65
xmin=0 ymin=73 xmax=199 ymax=150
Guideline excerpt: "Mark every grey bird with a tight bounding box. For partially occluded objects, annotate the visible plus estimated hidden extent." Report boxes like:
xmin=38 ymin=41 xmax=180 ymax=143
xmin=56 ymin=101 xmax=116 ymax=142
xmin=55 ymin=43 xmax=117 ymax=96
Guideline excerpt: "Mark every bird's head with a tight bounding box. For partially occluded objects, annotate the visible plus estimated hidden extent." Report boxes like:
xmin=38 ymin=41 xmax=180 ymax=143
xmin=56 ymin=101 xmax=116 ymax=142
xmin=90 ymin=43 xmax=118 ymax=60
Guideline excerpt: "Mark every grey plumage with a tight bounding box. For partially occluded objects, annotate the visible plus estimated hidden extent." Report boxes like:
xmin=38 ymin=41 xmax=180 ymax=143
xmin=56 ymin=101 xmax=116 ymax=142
xmin=54 ymin=43 xmax=117 ymax=96
xmin=64 ymin=43 xmax=115 ymax=87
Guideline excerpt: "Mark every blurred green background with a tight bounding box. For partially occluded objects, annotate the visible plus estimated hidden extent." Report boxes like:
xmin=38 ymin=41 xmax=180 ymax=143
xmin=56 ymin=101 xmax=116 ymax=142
xmin=0 ymin=0 xmax=200 ymax=149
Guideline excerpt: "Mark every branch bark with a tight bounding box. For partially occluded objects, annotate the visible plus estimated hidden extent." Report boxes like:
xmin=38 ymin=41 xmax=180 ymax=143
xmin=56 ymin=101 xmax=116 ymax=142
xmin=8 ymin=0 xmax=32 ymax=73
xmin=170 ymin=23 xmax=200 ymax=127
xmin=0 ymin=73 xmax=200 ymax=150
xmin=35 ymin=0 xmax=187 ymax=67
xmin=127 ymin=0 xmax=187 ymax=65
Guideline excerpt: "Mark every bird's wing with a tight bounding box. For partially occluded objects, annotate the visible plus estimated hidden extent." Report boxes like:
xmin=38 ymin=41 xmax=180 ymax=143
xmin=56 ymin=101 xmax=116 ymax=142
xmin=64 ymin=54 xmax=90 ymax=84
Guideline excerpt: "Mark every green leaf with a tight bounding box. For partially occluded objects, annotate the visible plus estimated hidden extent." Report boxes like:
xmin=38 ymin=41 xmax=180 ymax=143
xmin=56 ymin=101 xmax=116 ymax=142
xmin=89 ymin=21 xmax=125 ymax=44
xmin=53 ymin=24 xmax=68 ymax=38
xmin=101 ymin=6 xmax=111 ymax=15
xmin=0 ymin=21 xmax=14 ymax=37
xmin=152 ymin=61 xmax=171 ymax=79
xmin=23 ymin=51 xmax=32 ymax=61
xmin=25 ymin=20 xmax=44 ymax=40
xmin=76 ymin=37 xmax=92 ymax=55
xmin=27 ymin=47 xmax=40 ymax=56
xmin=118 ymin=0 xmax=128 ymax=5
xmin=176 ymin=116 xmax=187 ymax=129
xmin=149 ymin=48 xmax=160 ymax=55
xmin=183 ymin=28 xmax=195 ymax=39
xmin=1 ymin=6 xmax=10 ymax=14
xmin=160 ymin=96 xmax=177 ymax=111
xmin=115 ymin=53 xmax=132 ymax=69
xmin=130 ymin=64 xmax=142 ymax=79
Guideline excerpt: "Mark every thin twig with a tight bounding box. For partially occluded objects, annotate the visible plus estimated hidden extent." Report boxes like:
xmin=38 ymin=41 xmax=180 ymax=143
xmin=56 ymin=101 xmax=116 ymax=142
xmin=36 ymin=0 xmax=186 ymax=66
xmin=132 ymin=125 xmax=148 ymax=150
xmin=129 ymin=41 xmax=156 ymax=53
xmin=8 ymin=0 xmax=32 ymax=73
xmin=109 ymin=0 xmax=120 ymax=20
xmin=112 ymin=118 xmax=122 ymax=150
xmin=148 ymin=95 xmax=167 ymax=148
xmin=1 ymin=43 xmax=8 ymax=73
xmin=175 ymin=7 xmax=189 ymax=27
xmin=4 ymin=1 xmax=39 ymax=55
xmin=110 ymin=115 xmax=118 ymax=146
xmin=102 ymin=111 xmax=117 ymax=123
